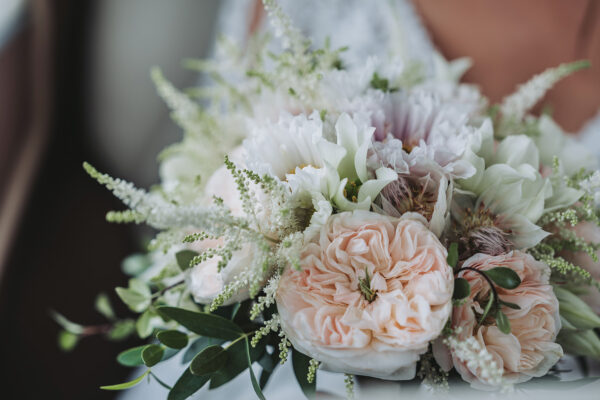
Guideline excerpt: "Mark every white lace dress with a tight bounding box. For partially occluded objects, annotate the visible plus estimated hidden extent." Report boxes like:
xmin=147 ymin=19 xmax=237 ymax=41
xmin=121 ymin=1 xmax=600 ymax=398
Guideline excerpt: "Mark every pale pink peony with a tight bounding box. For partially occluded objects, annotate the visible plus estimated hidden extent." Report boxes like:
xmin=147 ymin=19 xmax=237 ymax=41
xmin=451 ymin=251 xmax=562 ymax=388
xmin=561 ymin=221 xmax=600 ymax=314
xmin=276 ymin=211 xmax=453 ymax=379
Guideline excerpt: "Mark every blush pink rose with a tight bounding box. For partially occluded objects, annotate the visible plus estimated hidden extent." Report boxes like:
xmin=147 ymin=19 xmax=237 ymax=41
xmin=276 ymin=210 xmax=453 ymax=379
xmin=451 ymin=251 xmax=562 ymax=388
xmin=561 ymin=221 xmax=600 ymax=314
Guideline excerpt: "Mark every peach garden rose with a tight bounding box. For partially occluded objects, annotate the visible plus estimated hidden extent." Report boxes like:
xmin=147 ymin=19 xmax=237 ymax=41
xmin=276 ymin=210 xmax=453 ymax=379
xmin=450 ymin=251 xmax=563 ymax=388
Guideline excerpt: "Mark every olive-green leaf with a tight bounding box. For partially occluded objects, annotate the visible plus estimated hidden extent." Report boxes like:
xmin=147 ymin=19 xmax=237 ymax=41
xmin=168 ymin=368 xmax=210 ymax=400
xmin=117 ymin=345 xmax=146 ymax=367
xmin=485 ymin=267 xmax=521 ymax=289
xmin=478 ymin=292 xmax=495 ymax=328
xmin=499 ymin=299 xmax=521 ymax=310
xmin=175 ymin=250 xmax=199 ymax=271
xmin=58 ymin=330 xmax=79 ymax=352
xmin=292 ymin=348 xmax=316 ymax=399
xmin=157 ymin=307 xmax=243 ymax=340
xmin=95 ymin=293 xmax=115 ymax=320
xmin=101 ymin=370 xmax=150 ymax=391
xmin=108 ymin=319 xmax=136 ymax=341
xmin=182 ymin=337 xmax=226 ymax=364
xmin=157 ymin=330 xmax=189 ymax=349
xmin=496 ymin=310 xmax=511 ymax=334
xmin=210 ymin=338 xmax=265 ymax=389
xmin=452 ymin=278 xmax=471 ymax=300
xmin=190 ymin=345 xmax=228 ymax=376
xmin=142 ymin=344 xmax=165 ymax=367
xmin=447 ymin=242 xmax=459 ymax=269
xmin=245 ymin=338 xmax=266 ymax=400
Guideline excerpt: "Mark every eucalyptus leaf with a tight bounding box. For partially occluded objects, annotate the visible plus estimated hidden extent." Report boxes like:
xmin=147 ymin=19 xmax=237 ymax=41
xmin=117 ymin=345 xmax=146 ymax=367
xmin=485 ymin=267 xmax=521 ymax=290
xmin=58 ymin=330 xmax=79 ymax=352
xmin=453 ymin=278 xmax=470 ymax=300
xmin=95 ymin=293 xmax=115 ymax=320
xmin=136 ymin=309 xmax=154 ymax=339
xmin=478 ymin=292 xmax=495 ymax=327
xmin=142 ymin=344 xmax=165 ymax=367
xmin=122 ymin=253 xmax=152 ymax=276
xmin=157 ymin=330 xmax=189 ymax=349
xmin=115 ymin=287 xmax=151 ymax=313
xmin=50 ymin=310 xmax=84 ymax=334
xmin=210 ymin=338 xmax=265 ymax=389
xmin=176 ymin=250 xmax=199 ymax=271
xmin=168 ymin=369 xmax=210 ymax=400
xmin=108 ymin=319 xmax=136 ymax=341
xmin=157 ymin=307 xmax=243 ymax=340
xmin=101 ymin=370 xmax=149 ymax=391
xmin=496 ymin=310 xmax=511 ymax=334
xmin=190 ymin=345 xmax=228 ymax=376
xmin=259 ymin=369 xmax=272 ymax=390
xmin=447 ymin=242 xmax=459 ymax=269
xmin=499 ymin=299 xmax=521 ymax=310
xmin=182 ymin=337 xmax=226 ymax=364
xmin=245 ymin=338 xmax=266 ymax=400
xmin=150 ymin=371 xmax=172 ymax=391
xmin=292 ymin=348 xmax=316 ymax=399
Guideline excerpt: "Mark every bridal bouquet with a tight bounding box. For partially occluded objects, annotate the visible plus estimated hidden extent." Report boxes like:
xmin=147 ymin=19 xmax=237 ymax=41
xmin=55 ymin=1 xmax=600 ymax=398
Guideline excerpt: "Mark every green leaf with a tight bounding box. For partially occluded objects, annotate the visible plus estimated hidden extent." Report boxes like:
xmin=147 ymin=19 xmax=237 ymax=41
xmin=292 ymin=348 xmax=316 ymax=399
xmin=555 ymin=286 xmax=600 ymax=330
xmin=190 ymin=345 xmax=228 ymax=376
xmin=117 ymin=345 xmax=146 ymax=367
xmin=478 ymin=292 xmax=495 ymax=328
xmin=157 ymin=307 xmax=243 ymax=340
xmin=122 ymin=253 xmax=152 ymax=276
xmin=168 ymin=369 xmax=210 ymax=400
xmin=50 ymin=310 xmax=84 ymax=334
xmin=182 ymin=337 xmax=226 ymax=364
xmin=115 ymin=279 xmax=152 ymax=313
xmin=485 ymin=267 xmax=521 ymax=290
xmin=142 ymin=344 xmax=165 ymax=367
xmin=95 ymin=293 xmax=116 ymax=320
xmin=136 ymin=309 xmax=154 ymax=339
xmin=447 ymin=242 xmax=459 ymax=269
xmin=108 ymin=319 xmax=136 ymax=340
xmin=499 ymin=299 xmax=521 ymax=310
xmin=175 ymin=250 xmax=199 ymax=271
xmin=496 ymin=310 xmax=511 ymax=334
xmin=157 ymin=330 xmax=189 ymax=349
xmin=452 ymin=278 xmax=470 ymax=300
xmin=245 ymin=338 xmax=266 ymax=400
xmin=58 ymin=330 xmax=79 ymax=352
xmin=210 ymin=338 xmax=265 ymax=389
xmin=150 ymin=371 xmax=172 ymax=391
xmin=101 ymin=370 xmax=150 ymax=391
xmin=259 ymin=369 xmax=272 ymax=390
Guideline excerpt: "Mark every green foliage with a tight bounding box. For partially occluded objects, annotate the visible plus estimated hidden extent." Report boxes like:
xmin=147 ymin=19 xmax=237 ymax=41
xmin=116 ymin=279 xmax=151 ymax=313
xmin=447 ymin=243 xmax=459 ymax=269
xmin=101 ymin=370 xmax=150 ymax=391
xmin=117 ymin=346 xmax=146 ymax=367
xmin=95 ymin=293 xmax=116 ymax=320
xmin=157 ymin=307 xmax=243 ymax=340
xmin=122 ymin=253 xmax=152 ymax=276
xmin=50 ymin=310 xmax=84 ymax=334
xmin=209 ymin=336 xmax=265 ymax=389
xmin=245 ymin=338 xmax=266 ymax=400
xmin=495 ymin=310 xmax=511 ymax=334
xmin=58 ymin=330 xmax=79 ymax=352
xmin=485 ymin=267 xmax=521 ymax=289
xmin=292 ymin=348 xmax=316 ymax=399
xmin=108 ymin=320 xmax=136 ymax=341
xmin=555 ymin=286 xmax=600 ymax=330
xmin=182 ymin=337 xmax=226 ymax=364
xmin=136 ymin=309 xmax=155 ymax=339
xmin=142 ymin=344 xmax=165 ymax=367
xmin=168 ymin=369 xmax=210 ymax=400
xmin=157 ymin=330 xmax=189 ymax=349
xmin=453 ymin=278 xmax=470 ymax=300
xmin=190 ymin=345 xmax=228 ymax=376
xmin=175 ymin=250 xmax=199 ymax=271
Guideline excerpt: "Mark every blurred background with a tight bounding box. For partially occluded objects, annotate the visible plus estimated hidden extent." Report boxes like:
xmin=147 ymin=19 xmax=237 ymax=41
xmin=0 ymin=1 xmax=599 ymax=399
xmin=0 ymin=1 xmax=221 ymax=398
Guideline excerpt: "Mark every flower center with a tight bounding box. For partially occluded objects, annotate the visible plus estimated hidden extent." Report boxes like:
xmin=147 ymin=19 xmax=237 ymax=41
xmin=343 ymin=180 xmax=361 ymax=203
xmin=358 ymin=267 xmax=377 ymax=303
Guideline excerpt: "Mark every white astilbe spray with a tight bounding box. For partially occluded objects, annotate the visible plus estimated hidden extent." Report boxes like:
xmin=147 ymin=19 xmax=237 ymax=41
xmin=444 ymin=329 xmax=512 ymax=392
xmin=262 ymin=0 xmax=305 ymax=52
xmin=250 ymin=273 xmax=280 ymax=320
xmin=498 ymin=60 xmax=589 ymax=136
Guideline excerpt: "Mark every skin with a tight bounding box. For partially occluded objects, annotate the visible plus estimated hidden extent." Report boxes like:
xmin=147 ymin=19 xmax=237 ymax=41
xmin=412 ymin=0 xmax=600 ymax=132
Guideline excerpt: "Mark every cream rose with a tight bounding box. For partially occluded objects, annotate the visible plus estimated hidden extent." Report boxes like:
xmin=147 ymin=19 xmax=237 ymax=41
xmin=451 ymin=251 xmax=562 ymax=388
xmin=276 ymin=210 xmax=453 ymax=379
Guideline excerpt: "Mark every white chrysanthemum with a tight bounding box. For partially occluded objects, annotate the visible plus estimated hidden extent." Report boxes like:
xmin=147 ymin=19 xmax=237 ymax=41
xmin=244 ymin=112 xmax=395 ymax=213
